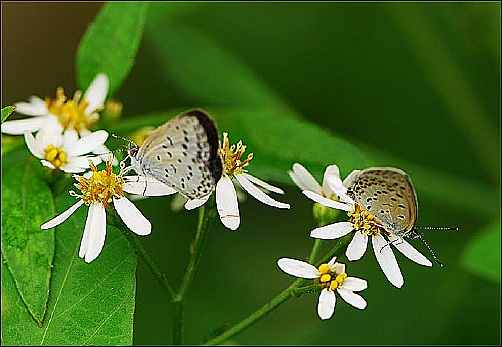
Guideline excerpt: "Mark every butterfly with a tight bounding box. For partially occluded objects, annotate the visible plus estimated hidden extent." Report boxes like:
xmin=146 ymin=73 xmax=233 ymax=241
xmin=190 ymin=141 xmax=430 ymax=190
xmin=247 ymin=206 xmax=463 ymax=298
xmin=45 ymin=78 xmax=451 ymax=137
xmin=122 ymin=109 xmax=223 ymax=200
xmin=346 ymin=167 xmax=457 ymax=266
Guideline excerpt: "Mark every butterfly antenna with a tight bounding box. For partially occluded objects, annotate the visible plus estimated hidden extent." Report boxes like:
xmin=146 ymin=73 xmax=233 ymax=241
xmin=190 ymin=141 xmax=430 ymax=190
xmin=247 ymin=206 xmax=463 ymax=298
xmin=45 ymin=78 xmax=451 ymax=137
xmin=111 ymin=133 xmax=137 ymax=147
xmin=415 ymin=232 xmax=443 ymax=267
xmin=416 ymin=226 xmax=459 ymax=231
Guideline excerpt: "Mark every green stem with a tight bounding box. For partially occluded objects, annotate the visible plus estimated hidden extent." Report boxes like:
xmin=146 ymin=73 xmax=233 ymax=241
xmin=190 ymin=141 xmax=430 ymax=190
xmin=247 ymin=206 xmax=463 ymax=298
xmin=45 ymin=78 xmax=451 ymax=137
xmin=172 ymin=196 xmax=216 ymax=345
xmin=306 ymin=238 xmax=323 ymax=264
xmin=108 ymin=209 xmax=176 ymax=301
xmin=179 ymin=199 xmax=216 ymax=297
xmin=202 ymin=233 xmax=350 ymax=346
xmin=172 ymin=297 xmax=184 ymax=345
xmin=202 ymin=278 xmax=309 ymax=346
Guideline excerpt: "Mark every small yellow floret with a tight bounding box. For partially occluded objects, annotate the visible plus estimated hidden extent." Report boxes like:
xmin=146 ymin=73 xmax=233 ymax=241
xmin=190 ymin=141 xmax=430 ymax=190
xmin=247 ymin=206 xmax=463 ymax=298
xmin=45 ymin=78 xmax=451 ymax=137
xmin=318 ymin=263 xmax=331 ymax=274
xmin=218 ymin=132 xmax=253 ymax=177
xmin=320 ymin=274 xmax=332 ymax=283
xmin=46 ymin=87 xmax=100 ymax=132
xmin=43 ymin=144 xmax=67 ymax=170
xmin=73 ymin=160 xmax=125 ymax=208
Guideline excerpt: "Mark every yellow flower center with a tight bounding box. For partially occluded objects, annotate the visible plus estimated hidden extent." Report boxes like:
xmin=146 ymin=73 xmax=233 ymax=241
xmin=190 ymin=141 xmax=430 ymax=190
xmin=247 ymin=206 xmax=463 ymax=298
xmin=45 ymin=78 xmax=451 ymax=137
xmin=317 ymin=262 xmax=347 ymax=290
xmin=347 ymin=204 xmax=386 ymax=236
xmin=46 ymin=87 xmax=100 ymax=132
xmin=218 ymin=132 xmax=253 ymax=177
xmin=44 ymin=144 xmax=67 ymax=170
xmin=71 ymin=160 xmax=125 ymax=208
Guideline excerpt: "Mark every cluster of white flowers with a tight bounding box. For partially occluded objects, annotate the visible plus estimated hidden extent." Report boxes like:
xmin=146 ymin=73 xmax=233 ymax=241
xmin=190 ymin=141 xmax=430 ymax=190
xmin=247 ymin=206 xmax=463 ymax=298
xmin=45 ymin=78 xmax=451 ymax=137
xmin=2 ymin=74 xmax=172 ymax=263
xmin=276 ymin=163 xmax=435 ymax=319
xmin=3 ymin=77 xmax=435 ymax=322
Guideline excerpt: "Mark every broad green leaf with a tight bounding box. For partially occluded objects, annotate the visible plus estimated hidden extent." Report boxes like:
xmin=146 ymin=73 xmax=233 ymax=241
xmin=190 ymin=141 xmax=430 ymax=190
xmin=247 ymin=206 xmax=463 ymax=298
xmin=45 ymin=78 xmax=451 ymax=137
xmin=1 ymin=193 xmax=138 ymax=345
xmin=462 ymin=218 xmax=501 ymax=283
xmin=76 ymin=2 xmax=148 ymax=96
xmin=1 ymin=106 xmax=16 ymax=123
xmin=145 ymin=19 xmax=288 ymax=109
xmin=1 ymin=155 xmax=55 ymax=324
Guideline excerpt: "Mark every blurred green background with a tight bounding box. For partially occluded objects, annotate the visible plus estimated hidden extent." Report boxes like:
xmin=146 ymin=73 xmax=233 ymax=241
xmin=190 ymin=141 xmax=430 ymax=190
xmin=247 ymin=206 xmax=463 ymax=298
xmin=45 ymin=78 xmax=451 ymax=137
xmin=2 ymin=2 xmax=500 ymax=345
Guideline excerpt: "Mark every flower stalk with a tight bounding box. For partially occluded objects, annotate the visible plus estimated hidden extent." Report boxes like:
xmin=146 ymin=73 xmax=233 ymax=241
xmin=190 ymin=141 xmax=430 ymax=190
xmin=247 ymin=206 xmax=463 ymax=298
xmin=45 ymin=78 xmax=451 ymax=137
xmin=202 ymin=229 xmax=350 ymax=346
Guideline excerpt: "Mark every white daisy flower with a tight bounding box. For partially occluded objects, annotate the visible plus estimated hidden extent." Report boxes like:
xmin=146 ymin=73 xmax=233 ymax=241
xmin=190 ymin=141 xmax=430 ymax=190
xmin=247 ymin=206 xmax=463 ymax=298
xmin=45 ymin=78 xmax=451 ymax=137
xmin=185 ymin=132 xmax=290 ymax=230
xmin=1 ymin=74 xmax=114 ymax=163
xmin=2 ymin=74 xmax=109 ymax=136
xmin=24 ymin=129 xmax=108 ymax=173
xmin=277 ymin=256 xmax=367 ymax=320
xmin=288 ymin=163 xmax=354 ymax=224
xmin=40 ymin=158 xmax=169 ymax=263
xmin=306 ymin=166 xmax=432 ymax=288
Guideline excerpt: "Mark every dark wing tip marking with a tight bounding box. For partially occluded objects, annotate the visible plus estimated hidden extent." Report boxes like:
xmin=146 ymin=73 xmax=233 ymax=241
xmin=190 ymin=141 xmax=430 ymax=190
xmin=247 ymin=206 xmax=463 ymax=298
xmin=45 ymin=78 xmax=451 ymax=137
xmin=185 ymin=109 xmax=223 ymax=184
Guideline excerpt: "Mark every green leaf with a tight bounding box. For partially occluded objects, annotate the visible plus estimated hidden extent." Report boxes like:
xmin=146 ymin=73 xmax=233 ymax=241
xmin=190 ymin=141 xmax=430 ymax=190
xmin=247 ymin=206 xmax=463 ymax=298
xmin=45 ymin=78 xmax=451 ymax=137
xmin=1 ymin=156 xmax=55 ymax=325
xmin=462 ymin=218 xmax=501 ymax=283
xmin=145 ymin=19 xmax=288 ymax=109
xmin=76 ymin=2 xmax=148 ymax=96
xmin=1 ymin=193 xmax=138 ymax=345
xmin=1 ymin=106 xmax=16 ymax=123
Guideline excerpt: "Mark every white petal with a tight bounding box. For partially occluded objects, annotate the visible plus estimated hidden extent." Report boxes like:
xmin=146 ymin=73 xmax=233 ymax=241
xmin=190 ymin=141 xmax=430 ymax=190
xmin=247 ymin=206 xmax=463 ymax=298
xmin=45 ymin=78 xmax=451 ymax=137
xmin=277 ymin=258 xmax=319 ymax=279
xmin=82 ymin=203 xmax=107 ymax=263
xmin=93 ymin=143 xmax=117 ymax=165
xmin=317 ymin=289 xmax=336 ymax=320
xmin=14 ymin=96 xmax=47 ymax=116
xmin=327 ymin=256 xmax=338 ymax=266
xmin=346 ymin=231 xmax=368 ymax=261
xmin=310 ymin=222 xmax=353 ymax=239
xmin=235 ymin=174 xmax=290 ymax=209
xmin=60 ymin=163 xmax=89 ymax=173
xmin=372 ymin=234 xmax=404 ymax=288
xmin=40 ymin=160 xmax=56 ymax=170
xmin=122 ymin=176 xmax=178 ymax=197
xmin=342 ymin=169 xmax=361 ymax=187
xmin=288 ymin=163 xmax=322 ymax=193
xmin=41 ymin=200 xmax=84 ymax=229
xmin=79 ymin=204 xmax=93 ymax=258
xmin=216 ymin=176 xmax=240 ymax=230
xmin=337 ymin=288 xmax=367 ymax=309
xmin=1 ymin=116 xmax=50 ymax=135
xmin=64 ymin=156 xmax=96 ymax=173
xmin=241 ymin=173 xmax=284 ymax=194
xmin=322 ymin=165 xmax=341 ymax=197
xmin=63 ymin=128 xmax=79 ymax=144
xmin=326 ymin=174 xmax=354 ymax=204
xmin=388 ymin=234 xmax=433 ymax=267
xmin=84 ymin=73 xmax=109 ymax=114
xmin=65 ymin=130 xmax=108 ymax=156
xmin=342 ymin=277 xmax=368 ymax=292
xmin=23 ymin=131 xmax=44 ymax=158
xmin=331 ymin=262 xmax=345 ymax=274
xmin=37 ymin=117 xmax=64 ymax=139
xmin=113 ymin=197 xmax=151 ymax=236
xmin=185 ymin=195 xmax=211 ymax=210
xmin=302 ymin=190 xmax=352 ymax=211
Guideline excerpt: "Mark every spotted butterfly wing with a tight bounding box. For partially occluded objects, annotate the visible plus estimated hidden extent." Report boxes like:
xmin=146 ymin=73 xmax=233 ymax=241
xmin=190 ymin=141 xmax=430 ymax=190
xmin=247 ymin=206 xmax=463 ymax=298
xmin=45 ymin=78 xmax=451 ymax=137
xmin=129 ymin=109 xmax=223 ymax=200
xmin=346 ymin=167 xmax=418 ymax=237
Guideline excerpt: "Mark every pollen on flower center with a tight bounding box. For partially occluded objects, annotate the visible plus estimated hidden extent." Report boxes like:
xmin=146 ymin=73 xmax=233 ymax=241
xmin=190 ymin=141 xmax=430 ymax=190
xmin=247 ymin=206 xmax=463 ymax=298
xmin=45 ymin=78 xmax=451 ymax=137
xmin=71 ymin=160 xmax=125 ymax=208
xmin=44 ymin=144 xmax=67 ymax=169
xmin=318 ymin=262 xmax=347 ymax=290
xmin=46 ymin=87 xmax=99 ymax=132
xmin=218 ymin=132 xmax=253 ymax=177
xmin=348 ymin=204 xmax=386 ymax=236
